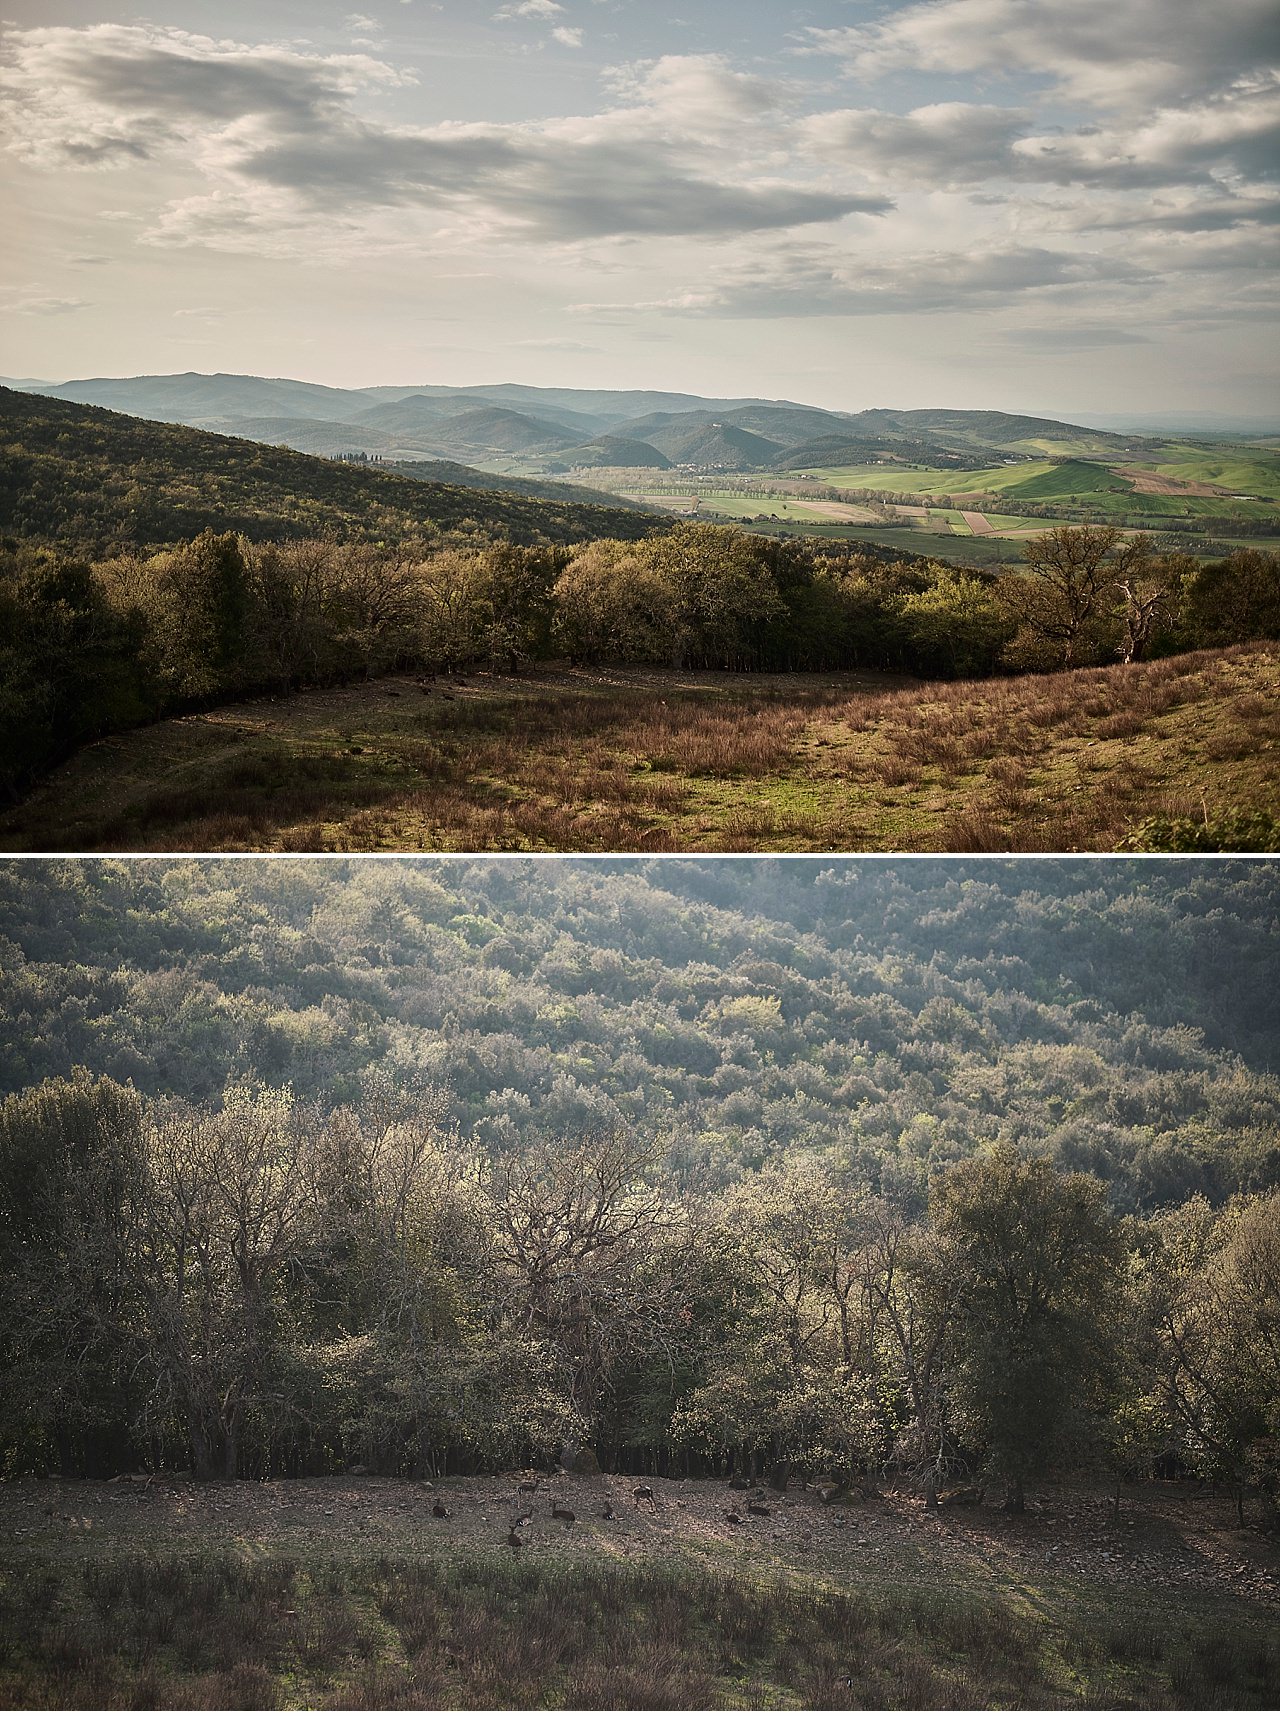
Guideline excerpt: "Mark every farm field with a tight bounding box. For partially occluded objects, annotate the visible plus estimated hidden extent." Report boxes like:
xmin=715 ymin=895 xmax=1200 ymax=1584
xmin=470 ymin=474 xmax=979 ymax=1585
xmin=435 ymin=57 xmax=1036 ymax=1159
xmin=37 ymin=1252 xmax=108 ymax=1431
xmin=790 ymin=451 xmax=1280 ymax=523
xmin=4 ymin=647 xmax=1275 ymax=854
xmin=1 ymin=1474 xmax=1275 ymax=1709
xmin=616 ymin=488 xmax=885 ymax=523
xmin=698 ymin=492 xmax=884 ymax=523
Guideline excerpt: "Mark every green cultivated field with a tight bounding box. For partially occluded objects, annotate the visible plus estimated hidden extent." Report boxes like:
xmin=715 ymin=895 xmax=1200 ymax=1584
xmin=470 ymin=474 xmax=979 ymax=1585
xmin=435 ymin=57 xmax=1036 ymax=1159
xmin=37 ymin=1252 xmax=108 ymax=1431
xmin=790 ymin=450 xmax=1280 ymax=524
xmin=1148 ymin=450 xmax=1280 ymax=499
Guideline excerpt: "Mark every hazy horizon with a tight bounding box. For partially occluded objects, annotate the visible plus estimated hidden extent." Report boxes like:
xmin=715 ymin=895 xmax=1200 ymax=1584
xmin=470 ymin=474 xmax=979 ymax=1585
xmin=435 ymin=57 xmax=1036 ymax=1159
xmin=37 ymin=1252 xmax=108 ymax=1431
xmin=8 ymin=367 xmax=1280 ymax=436
xmin=3 ymin=1 xmax=1277 ymax=417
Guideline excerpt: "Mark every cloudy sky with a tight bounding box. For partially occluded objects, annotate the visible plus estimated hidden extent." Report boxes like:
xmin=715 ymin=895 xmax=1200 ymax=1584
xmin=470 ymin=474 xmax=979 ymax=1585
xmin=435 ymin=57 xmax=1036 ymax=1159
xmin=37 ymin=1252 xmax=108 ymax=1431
xmin=2 ymin=0 xmax=1277 ymax=416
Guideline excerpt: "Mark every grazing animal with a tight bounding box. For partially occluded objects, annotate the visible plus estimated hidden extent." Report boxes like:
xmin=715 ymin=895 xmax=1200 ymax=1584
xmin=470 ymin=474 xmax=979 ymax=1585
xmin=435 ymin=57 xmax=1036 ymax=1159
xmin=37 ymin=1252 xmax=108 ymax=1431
xmin=725 ymin=1512 xmax=743 ymax=1525
xmin=728 ymin=1477 xmax=750 ymax=1491
xmin=748 ymin=1502 xmax=771 ymax=1517
xmin=432 ymin=1501 xmax=450 ymax=1519
xmin=507 ymin=1529 xmax=523 ymax=1549
xmin=602 ymin=1503 xmax=616 ymax=1521
xmin=513 ymin=1513 xmax=532 ymax=1530
xmin=632 ymin=1484 xmax=658 ymax=1509
xmin=552 ymin=1506 xmax=575 ymax=1522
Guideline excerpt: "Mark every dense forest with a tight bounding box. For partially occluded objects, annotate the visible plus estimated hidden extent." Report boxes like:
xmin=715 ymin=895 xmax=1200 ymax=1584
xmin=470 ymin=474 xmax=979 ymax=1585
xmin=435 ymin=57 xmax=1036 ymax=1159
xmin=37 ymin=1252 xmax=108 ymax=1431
xmin=1 ymin=858 xmax=1277 ymax=1514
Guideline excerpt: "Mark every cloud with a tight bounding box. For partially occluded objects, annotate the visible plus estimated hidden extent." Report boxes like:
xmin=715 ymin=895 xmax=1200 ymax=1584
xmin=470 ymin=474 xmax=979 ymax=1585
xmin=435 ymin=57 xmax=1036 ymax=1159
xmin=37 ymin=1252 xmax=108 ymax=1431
xmin=803 ymin=102 xmax=1030 ymax=187
xmin=552 ymin=27 xmax=584 ymax=48
xmin=495 ymin=0 xmax=563 ymax=18
xmin=0 ymin=290 xmax=89 ymax=315
xmin=803 ymin=80 xmax=1280 ymax=198
xmin=804 ymin=0 xmax=1280 ymax=109
xmin=581 ymin=243 xmax=1149 ymax=319
xmin=0 ymin=26 xmax=884 ymax=250
xmin=0 ymin=24 xmax=410 ymax=168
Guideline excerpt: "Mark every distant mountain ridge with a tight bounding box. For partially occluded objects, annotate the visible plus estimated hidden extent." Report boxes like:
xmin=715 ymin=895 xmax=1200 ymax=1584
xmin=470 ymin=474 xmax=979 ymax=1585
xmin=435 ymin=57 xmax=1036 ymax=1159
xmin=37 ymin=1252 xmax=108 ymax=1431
xmin=4 ymin=372 xmax=1152 ymax=477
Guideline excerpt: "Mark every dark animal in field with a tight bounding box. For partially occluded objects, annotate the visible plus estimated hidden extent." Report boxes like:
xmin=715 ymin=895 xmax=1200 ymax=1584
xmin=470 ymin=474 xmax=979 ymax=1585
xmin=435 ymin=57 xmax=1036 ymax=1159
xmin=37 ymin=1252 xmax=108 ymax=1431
xmin=432 ymin=1501 xmax=450 ymax=1518
xmin=748 ymin=1502 xmax=771 ymax=1517
xmin=602 ymin=1503 xmax=616 ymax=1520
xmin=552 ymin=1506 xmax=575 ymax=1522
xmin=725 ymin=1512 xmax=743 ymax=1525
xmin=728 ymin=1477 xmax=750 ymax=1491
xmin=507 ymin=1529 xmax=523 ymax=1549
xmin=513 ymin=1513 xmax=532 ymax=1530
xmin=633 ymin=1484 xmax=658 ymax=1508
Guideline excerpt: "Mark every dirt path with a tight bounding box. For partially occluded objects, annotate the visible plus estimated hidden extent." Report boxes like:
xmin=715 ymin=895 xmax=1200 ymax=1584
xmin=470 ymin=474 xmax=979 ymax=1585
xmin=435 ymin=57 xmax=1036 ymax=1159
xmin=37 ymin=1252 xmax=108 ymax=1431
xmin=3 ymin=1476 xmax=1275 ymax=1612
xmin=960 ymin=509 xmax=996 ymax=535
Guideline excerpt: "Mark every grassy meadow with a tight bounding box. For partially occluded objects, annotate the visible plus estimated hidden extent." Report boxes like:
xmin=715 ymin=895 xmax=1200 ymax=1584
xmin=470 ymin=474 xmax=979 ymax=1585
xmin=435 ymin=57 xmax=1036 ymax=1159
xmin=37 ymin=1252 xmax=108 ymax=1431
xmin=1 ymin=1476 xmax=1276 ymax=1710
xmin=4 ymin=646 xmax=1275 ymax=853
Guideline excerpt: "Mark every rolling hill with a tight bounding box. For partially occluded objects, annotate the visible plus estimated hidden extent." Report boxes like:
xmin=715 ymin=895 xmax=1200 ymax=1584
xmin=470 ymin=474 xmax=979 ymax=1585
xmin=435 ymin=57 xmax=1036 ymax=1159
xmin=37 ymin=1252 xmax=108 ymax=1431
xmin=7 ymin=371 xmax=1182 ymax=479
xmin=0 ymin=387 xmax=662 ymax=555
xmin=562 ymin=436 xmax=673 ymax=469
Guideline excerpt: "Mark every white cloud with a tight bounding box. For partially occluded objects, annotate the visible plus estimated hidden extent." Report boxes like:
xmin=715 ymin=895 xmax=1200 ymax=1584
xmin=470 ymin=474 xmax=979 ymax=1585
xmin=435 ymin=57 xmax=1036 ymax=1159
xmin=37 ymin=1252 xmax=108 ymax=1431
xmin=552 ymin=26 xmax=584 ymax=48
xmin=495 ymin=0 xmax=563 ymax=19
xmin=579 ymin=242 xmax=1151 ymax=319
xmin=1 ymin=289 xmax=89 ymax=315
xmin=0 ymin=26 xmax=884 ymax=252
xmin=804 ymin=0 xmax=1280 ymax=109
xmin=803 ymin=102 xmax=1030 ymax=187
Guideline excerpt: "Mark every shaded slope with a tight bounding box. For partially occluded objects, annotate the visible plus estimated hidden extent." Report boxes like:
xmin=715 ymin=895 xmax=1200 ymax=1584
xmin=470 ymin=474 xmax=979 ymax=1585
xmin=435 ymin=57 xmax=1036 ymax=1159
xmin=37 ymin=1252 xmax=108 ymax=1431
xmin=563 ymin=436 xmax=672 ymax=469
xmin=0 ymin=387 xmax=663 ymax=554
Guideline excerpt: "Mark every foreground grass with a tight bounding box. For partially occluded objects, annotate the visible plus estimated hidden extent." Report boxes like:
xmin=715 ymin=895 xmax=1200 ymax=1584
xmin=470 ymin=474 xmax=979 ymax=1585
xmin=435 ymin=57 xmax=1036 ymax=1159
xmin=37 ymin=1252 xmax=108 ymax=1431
xmin=3 ymin=647 xmax=1276 ymax=853
xmin=1 ymin=1549 xmax=1276 ymax=1710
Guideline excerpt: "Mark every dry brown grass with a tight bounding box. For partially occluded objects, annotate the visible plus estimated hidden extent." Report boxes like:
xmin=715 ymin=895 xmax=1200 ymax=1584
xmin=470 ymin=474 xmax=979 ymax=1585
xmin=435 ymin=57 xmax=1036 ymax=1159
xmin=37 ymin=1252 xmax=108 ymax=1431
xmin=2 ymin=648 xmax=1275 ymax=853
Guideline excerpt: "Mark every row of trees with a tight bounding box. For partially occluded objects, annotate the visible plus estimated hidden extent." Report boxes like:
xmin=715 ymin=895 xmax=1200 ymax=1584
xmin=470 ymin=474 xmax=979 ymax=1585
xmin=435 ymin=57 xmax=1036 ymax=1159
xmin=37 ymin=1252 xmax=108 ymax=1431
xmin=4 ymin=522 xmax=1278 ymax=799
xmin=2 ymin=1072 xmax=1276 ymax=1522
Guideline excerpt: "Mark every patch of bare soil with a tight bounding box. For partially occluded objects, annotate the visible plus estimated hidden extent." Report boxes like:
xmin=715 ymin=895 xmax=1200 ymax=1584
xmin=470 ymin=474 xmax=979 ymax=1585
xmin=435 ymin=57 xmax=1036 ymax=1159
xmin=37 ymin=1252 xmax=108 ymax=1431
xmin=3 ymin=1475 xmax=1276 ymax=1610
xmin=1118 ymin=467 xmax=1231 ymax=497
xmin=788 ymin=500 xmax=883 ymax=523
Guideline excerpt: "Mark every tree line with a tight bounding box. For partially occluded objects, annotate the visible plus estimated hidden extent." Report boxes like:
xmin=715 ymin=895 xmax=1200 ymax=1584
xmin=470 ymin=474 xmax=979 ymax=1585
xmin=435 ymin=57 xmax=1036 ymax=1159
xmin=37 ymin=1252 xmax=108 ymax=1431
xmin=4 ymin=521 xmax=1278 ymax=800
xmin=2 ymin=1071 xmax=1276 ymax=1527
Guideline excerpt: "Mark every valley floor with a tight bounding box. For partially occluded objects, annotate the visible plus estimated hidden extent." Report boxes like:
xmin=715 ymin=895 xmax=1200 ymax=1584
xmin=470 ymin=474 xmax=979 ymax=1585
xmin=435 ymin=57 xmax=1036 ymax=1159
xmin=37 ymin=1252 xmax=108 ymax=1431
xmin=1 ymin=1474 xmax=1276 ymax=1708
xmin=3 ymin=646 xmax=1276 ymax=853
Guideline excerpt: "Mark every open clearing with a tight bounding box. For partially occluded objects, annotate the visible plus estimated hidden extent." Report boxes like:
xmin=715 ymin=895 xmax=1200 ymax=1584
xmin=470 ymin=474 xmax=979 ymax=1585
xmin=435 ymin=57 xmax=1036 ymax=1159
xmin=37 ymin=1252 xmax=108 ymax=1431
xmin=4 ymin=647 xmax=1276 ymax=854
xmin=1 ymin=1474 xmax=1275 ymax=1708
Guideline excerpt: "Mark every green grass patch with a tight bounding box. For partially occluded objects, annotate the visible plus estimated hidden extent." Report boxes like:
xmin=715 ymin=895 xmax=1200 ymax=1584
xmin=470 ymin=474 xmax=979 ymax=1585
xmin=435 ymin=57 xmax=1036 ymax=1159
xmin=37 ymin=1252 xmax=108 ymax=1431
xmin=1 ymin=1549 xmax=1275 ymax=1709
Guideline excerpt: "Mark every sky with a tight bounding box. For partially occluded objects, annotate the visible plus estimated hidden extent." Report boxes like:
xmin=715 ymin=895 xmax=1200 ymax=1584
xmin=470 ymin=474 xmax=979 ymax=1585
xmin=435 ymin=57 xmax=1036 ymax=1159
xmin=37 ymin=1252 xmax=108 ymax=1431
xmin=2 ymin=0 xmax=1278 ymax=417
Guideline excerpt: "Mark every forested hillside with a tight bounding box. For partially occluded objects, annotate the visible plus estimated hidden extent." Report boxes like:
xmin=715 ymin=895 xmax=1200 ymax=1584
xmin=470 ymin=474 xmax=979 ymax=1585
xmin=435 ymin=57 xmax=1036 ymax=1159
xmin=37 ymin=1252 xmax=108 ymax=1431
xmin=1 ymin=858 xmax=1277 ymax=1510
xmin=0 ymin=388 xmax=659 ymax=557
xmin=2 ymin=857 xmax=1276 ymax=1207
